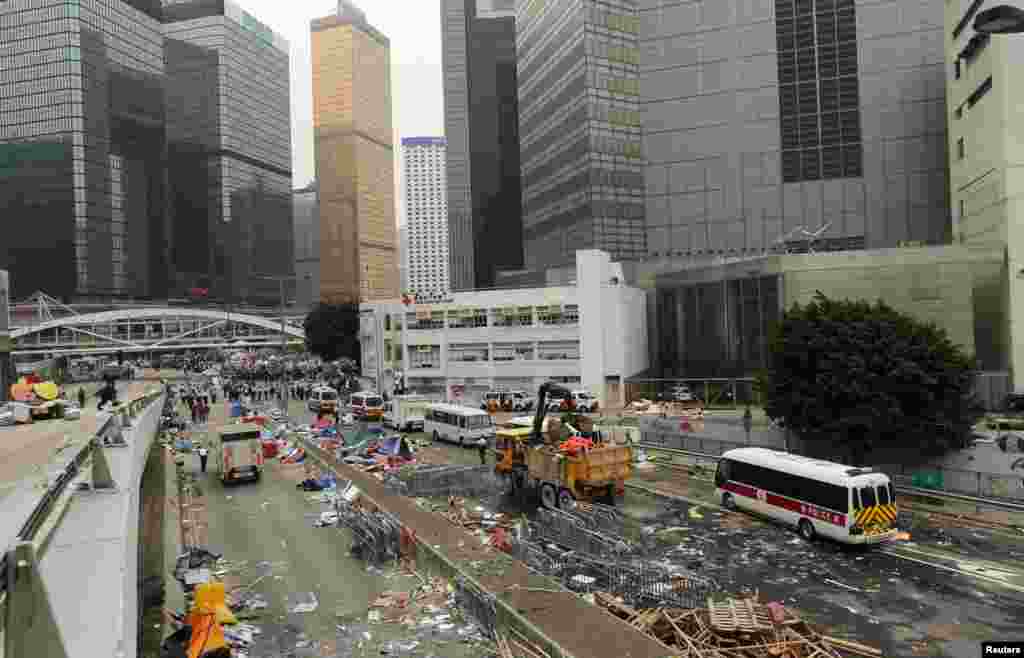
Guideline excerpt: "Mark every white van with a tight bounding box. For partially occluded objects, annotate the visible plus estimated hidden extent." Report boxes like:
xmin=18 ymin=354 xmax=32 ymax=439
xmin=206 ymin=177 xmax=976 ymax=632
xmin=384 ymin=395 xmax=432 ymax=432
xmin=307 ymin=386 xmax=339 ymax=415
xmin=424 ymin=403 xmax=495 ymax=447
xmin=216 ymin=423 xmax=263 ymax=484
xmin=350 ymin=391 xmax=384 ymax=421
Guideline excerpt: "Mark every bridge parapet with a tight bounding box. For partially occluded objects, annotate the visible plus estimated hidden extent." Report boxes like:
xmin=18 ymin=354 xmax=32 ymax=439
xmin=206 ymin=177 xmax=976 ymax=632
xmin=1 ymin=387 xmax=166 ymax=658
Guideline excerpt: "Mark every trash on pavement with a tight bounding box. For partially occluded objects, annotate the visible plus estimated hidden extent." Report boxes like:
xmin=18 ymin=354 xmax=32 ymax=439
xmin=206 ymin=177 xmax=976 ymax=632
xmin=286 ymin=591 xmax=319 ymax=614
xmin=595 ymin=592 xmax=882 ymax=657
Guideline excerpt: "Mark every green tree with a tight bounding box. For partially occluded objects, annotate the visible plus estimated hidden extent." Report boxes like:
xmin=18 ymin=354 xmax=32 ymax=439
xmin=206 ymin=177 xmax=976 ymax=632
xmin=764 ymin=291 xmax=980 ymax=464
xmin=303 ymin=303 xmax=361 ymax=367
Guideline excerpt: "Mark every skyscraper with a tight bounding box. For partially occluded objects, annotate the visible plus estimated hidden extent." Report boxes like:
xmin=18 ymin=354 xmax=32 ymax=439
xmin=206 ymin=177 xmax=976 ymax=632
xmin=0 ymin=0 xmax=166 ymax=300
xmin=401 ymin=137 xmax=449 ymax=297
xmin=442 ymin=0 xmax=524 ymax=291
xmin=293 ymin=181 xmax=320 ymax=308
xmin=0 ymin=0 xmax=293 ymax=303
xmin=312 ymin=0 xmax=398 ymax=303
xmin=163 ymin=0 xmax=294 ymax=305
xmin=515 ymin=0 xmax=646 ymax=271
xmin=640 ymin=0 xmax=950 ymax=258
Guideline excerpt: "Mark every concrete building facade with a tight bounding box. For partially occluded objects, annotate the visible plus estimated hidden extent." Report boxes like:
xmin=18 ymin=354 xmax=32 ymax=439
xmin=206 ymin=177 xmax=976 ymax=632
xmin=312 ymin=0 xmax=398 ymax=303
xmin=441 ymin=0 xmax=524 ymax=291
xmin=639 ymin=0 xmax=950 ymax=259
xmin=401 ymin=137 xmax=450 ymax=297
xmin=945 ymin=0 xmax=1024 ymax=391
xmin=516 ymin=0 xmax=646 ymax=271
xmin=359 ymin=250 xmax=648 ymax=408
xmin=292 ymin=181 xmax=320 ymax=308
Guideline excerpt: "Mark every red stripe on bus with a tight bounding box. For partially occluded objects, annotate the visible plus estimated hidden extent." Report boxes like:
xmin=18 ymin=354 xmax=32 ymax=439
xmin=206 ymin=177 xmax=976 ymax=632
xmin=721 ymin=481 xmax=846 ymax=527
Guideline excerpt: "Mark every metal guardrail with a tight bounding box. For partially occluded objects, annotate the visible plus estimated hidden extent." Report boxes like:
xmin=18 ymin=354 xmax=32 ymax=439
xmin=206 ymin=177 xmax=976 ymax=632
xmin=0 ymin=388 xmax=166 ymax=600
xmin=639 ymin=443 xmax=1024 ymax=513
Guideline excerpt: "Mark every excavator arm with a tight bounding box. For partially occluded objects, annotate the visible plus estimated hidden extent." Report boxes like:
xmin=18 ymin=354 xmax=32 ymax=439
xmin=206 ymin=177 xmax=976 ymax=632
xmin=531 ymin=381 xmax=573 ymax=445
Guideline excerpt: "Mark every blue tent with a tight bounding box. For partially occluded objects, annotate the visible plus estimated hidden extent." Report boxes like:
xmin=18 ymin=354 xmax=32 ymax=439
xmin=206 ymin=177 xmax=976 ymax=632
xmin=377 ymin=435 xmax=414 ymax=459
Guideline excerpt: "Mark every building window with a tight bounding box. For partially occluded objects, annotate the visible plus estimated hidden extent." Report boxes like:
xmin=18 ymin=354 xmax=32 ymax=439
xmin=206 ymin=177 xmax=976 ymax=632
xmin=777 ymin=0 xmax=862 ymax=182
xmin=448 ymin=343 xmax=489 ymax=363
xmin=537 ymin=305 xmax=566 ymax=325
xmin=493 ymin=343 xmax=535 ymax=361
xmin=408 ymin=312 xmax=443 ymax=330
xmin=448 ymin=309 xmax=487 ymax=329
xmin=538 ymin=341 xmax=580 ymax=360
xmin=957 ymin=137 xmax=965 ymax=160
xmin=409 ymin=345 xmax=440 ymax=369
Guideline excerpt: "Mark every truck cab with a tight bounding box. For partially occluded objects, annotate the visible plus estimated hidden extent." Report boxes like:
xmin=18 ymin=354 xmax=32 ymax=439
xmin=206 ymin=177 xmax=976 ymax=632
xmin=216 ymin=423 xmax=263 ymax=484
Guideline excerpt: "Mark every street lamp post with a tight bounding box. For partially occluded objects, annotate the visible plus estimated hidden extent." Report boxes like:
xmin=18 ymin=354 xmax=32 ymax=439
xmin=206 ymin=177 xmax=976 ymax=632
xmin=974 ymin=5 xmax=1024 ymax=33
xmin=255 ymin=273 xmax=300 ymax=413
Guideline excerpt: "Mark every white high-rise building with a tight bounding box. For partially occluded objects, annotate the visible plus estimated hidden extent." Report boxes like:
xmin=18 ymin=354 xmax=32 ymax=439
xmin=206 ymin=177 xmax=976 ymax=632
xmin=401 ymin=137 xmax=449 ymax=298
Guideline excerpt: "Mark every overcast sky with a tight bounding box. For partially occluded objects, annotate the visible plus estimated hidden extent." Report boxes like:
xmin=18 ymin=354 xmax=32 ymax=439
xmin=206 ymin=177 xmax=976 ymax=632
xmin=247 ymin=0 xmax=445 ymax=204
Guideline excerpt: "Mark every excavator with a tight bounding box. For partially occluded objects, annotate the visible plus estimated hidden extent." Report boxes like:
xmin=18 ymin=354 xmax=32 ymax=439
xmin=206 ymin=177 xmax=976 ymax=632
xmin=494 ymin=381 xmax=632 ymax=509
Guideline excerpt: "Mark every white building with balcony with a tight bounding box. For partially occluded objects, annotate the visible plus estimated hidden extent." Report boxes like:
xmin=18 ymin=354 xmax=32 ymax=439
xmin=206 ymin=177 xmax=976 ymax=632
xmin=359 ymin=250 xmax=648 ymax=408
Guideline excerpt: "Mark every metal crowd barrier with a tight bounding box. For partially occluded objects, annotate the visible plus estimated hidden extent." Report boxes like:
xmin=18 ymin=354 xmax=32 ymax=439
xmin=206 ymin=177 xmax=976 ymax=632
xmin=530 ymin=508 xmax=633 ymax=559
xmin=507 ymin=539 xmax=720 ymax=610
xmin=453 ymin=577 xmax=498 ymax=640
xmin=384 ymin=464 xmax=504 ymax=499
xmin=334 ymin=504 xmax=403 ymax=565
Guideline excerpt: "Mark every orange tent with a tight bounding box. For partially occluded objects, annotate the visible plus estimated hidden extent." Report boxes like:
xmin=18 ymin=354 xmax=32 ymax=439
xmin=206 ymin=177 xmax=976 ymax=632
xmin=185 ymin=611 xmax=228 ymax=658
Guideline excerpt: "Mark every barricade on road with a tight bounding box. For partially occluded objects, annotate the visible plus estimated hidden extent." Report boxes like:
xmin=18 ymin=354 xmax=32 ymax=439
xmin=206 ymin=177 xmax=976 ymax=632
xmin=453 ymin=577 xmax=498 ymax=640
xmin=384 ymin=464 xmax=504 ymax=499
xmin=507 ymin=537 xmax=720 ymax=610
xmin=530 ymin=507 xmax=632 ymax=559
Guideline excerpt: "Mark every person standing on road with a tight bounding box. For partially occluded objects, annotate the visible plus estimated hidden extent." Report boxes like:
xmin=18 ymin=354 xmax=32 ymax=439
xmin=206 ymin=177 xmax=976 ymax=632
xmin=743 ymin=406 xmax=753 ymax=444
xmin=78 ymin=387 xmax=86 ymax=409
xmin=477 ymin=437 xmax=488 ymax=465
xmin=198 ymin=444 xmax=209 ymax=473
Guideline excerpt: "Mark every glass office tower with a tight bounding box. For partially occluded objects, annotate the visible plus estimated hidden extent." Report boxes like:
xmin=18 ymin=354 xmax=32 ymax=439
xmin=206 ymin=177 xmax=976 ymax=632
xmin=163 ymin=0 xmax=293 ymax=305
xmin=0 ymin=0 xmax=292 ymax=304
xmin=0 ymin=0 xmax=166 ymax=300
xmin=516 ymin=0 xmax=646 ymax=271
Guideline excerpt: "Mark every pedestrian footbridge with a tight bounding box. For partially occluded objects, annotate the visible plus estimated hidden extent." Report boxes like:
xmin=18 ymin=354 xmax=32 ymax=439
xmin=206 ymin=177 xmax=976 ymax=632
xmin=0 ymin=388 xmax=167 ymax=657
xmin=10 ymin=307 xmax=305 ymax=357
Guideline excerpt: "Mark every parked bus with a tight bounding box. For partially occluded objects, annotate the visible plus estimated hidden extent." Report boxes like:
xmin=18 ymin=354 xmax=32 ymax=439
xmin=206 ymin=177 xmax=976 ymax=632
xmin=424 ymin=403 xmax=495 ymax=447
xmin=714 ymin=447 xmax=898 ymax=545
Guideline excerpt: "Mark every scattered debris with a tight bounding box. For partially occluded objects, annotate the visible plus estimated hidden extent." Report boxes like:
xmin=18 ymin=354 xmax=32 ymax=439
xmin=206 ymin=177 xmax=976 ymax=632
xmin=594 ymin=592 xmax=881 ymax=657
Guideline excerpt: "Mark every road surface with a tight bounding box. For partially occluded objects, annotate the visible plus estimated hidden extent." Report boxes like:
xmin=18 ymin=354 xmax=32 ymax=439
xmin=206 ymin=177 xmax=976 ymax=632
xmin=165 ymin=396 xmax=489 ymax=657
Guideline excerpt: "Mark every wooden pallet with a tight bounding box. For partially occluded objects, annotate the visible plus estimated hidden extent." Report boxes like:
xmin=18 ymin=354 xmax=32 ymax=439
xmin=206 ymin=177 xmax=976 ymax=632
xmin=707 ymin=597 xmax=774 ymax=634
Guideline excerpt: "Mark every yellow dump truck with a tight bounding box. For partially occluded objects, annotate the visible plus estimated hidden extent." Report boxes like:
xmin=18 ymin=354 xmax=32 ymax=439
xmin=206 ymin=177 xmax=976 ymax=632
xmin=494 ymin=424 xmax=632 ymax=509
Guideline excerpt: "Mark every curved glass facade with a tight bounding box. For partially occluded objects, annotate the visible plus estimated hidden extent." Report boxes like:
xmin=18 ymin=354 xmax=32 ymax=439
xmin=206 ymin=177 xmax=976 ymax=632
xmin=0 ymin=0 xmax=292 ymax=304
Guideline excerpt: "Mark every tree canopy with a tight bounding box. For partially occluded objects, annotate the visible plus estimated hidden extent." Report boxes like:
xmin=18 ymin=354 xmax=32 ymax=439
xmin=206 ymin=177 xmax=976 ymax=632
xmin=303 ymin=302 xmax=361 ymax=367
xmin=762 ymin=292 xmax=980 ymax=463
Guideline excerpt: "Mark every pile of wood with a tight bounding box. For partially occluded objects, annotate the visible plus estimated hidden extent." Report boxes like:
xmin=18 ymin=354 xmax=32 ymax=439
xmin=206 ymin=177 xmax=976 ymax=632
xmin=594 ymin=593 xmax=881 ymax=658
